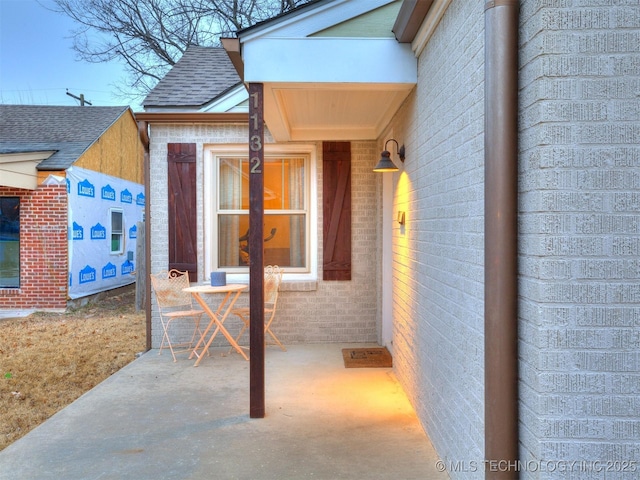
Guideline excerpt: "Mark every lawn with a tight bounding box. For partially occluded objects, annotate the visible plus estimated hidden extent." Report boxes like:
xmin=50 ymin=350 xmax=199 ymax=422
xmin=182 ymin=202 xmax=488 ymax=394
xmin=0 ymin=289 xmax=146 ymax=450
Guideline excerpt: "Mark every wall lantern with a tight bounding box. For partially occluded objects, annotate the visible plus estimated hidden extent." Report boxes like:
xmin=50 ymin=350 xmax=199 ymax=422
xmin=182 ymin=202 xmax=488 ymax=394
xmin=373 ymin=139 xmax=405 ymax=172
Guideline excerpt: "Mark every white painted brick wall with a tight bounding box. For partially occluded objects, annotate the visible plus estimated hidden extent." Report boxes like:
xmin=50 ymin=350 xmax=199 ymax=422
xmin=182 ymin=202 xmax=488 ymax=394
xmin=519 ymin=1 xmax=640 ymax=477
xmin=383 ymin=1 xmax=639 ymax=476
xmin=386 ymin=0 xmax=486 ymax=476
xmin=148 ymin=124 xmax=378 ymax=349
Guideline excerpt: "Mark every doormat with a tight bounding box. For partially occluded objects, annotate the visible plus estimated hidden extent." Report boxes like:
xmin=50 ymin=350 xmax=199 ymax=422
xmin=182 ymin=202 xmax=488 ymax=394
xmin=342 ymin=347 xmax=392 ymax=368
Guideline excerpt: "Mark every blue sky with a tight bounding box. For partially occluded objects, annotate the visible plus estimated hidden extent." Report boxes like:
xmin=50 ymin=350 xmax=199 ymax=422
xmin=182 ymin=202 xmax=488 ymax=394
xmin=0 ymin=0 xmax=138 ymax=109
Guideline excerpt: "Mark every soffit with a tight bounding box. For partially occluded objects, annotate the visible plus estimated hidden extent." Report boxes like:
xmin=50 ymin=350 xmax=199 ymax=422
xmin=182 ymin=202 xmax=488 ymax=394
xmin=263 ymin=83 xmax=413 ymax=141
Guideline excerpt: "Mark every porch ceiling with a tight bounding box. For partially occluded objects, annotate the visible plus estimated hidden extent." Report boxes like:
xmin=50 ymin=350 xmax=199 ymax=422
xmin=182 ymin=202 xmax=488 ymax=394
xmin=263 ymin=82 xmax=414 ymax=141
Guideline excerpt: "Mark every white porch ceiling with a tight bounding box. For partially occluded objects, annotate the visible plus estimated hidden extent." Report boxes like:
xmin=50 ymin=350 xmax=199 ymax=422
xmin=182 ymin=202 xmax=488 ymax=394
xmin=263 ymin=82 xmax=414 ymax=141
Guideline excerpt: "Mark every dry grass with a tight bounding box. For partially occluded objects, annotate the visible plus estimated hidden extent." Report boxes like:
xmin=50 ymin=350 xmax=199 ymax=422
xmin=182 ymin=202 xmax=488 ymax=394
xmin=0 ymin=288 xmax=146 ymax=451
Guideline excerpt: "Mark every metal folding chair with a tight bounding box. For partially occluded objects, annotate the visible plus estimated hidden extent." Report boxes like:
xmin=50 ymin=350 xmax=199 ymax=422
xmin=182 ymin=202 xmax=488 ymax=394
xmin=231 ymin=265 xmax=286 ymax=352
xmin=150 ymin=269 xmax=205 ymax=361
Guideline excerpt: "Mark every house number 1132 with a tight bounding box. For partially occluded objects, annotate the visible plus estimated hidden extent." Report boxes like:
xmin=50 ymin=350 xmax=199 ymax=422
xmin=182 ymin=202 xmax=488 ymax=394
xmin=250 ymin=90 xmax=263 ymax=174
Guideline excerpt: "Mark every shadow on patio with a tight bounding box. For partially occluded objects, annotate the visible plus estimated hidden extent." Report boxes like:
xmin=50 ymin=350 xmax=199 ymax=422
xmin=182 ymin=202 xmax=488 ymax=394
xmin=0 ymin=344 xmax=447 ymax=480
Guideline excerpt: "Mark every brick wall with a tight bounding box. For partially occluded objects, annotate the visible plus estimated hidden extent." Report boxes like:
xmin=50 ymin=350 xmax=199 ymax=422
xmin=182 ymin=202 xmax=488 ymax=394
xmin=387 ymin=0 xmax=486 ymax=473
xmin=519 ymin=1 xmax=640 ymax=473
xmin=0 ymin=184 xmax=68 ymax=310
xmin=382 ymin=1 xmax=640 ymax=474
xmin=148 ymin=124 xmax=379 ymax=349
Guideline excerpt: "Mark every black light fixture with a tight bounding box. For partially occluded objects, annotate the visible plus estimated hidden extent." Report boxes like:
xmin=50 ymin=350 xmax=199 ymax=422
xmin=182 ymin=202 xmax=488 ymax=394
xmin=373 ymin=139 xmax=405 ymax=172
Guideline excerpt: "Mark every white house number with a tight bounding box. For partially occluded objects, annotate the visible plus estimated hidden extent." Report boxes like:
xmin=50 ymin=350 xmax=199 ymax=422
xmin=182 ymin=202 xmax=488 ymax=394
xmin=250 ymin=91 xmax=263 ymax=174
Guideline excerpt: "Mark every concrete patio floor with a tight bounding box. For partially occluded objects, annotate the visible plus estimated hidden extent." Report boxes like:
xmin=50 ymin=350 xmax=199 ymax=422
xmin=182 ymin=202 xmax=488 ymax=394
xmin=0 ymin=344 xmax=447 ymax=480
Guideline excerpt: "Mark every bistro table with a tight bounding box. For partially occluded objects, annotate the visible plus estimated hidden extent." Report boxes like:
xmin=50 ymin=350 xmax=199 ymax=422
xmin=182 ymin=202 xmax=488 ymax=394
xmin=183 ymin=284 xmax=249 ymax=366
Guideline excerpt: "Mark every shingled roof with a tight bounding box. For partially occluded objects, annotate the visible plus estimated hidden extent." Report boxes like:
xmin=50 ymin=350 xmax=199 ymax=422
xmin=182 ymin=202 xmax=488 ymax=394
xmin=143 ymin=46 xmax=242 ymax=109
xmin=0 ymin=104 xmax=130 ymax=171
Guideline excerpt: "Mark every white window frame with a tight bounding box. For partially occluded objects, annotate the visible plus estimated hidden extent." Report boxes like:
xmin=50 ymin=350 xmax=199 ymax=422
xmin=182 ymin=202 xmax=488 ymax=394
xmin=204 ymin=143 xmax=318 ymax=283
xmin=109 ymin=208 xmax=124 ymax=255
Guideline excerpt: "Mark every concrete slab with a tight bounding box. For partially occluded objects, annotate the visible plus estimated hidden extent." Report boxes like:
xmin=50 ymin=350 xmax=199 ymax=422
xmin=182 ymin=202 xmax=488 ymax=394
xmin=0 ymin=344 xmax=448 ymax=480
xmin=0 ymin=309 xmax=35 ymax=320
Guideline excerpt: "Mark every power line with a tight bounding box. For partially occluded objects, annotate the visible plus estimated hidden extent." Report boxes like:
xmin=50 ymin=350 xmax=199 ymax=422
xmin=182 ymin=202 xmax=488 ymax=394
xmin=66 ymin=89 xmax=92 ymax=106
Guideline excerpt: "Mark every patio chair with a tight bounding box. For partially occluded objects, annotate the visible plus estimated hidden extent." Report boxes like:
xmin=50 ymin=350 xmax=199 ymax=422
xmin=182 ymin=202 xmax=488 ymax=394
xmin=150 ymin=269 xmax=205 ymax=362
xmin=231 ymin=265 xmax=286 ymax=352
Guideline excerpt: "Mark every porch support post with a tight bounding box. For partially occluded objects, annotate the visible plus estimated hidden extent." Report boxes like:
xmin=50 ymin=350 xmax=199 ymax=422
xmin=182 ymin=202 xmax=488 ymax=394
xmin=248 ymin=83 xmax=265 ymax=418
xmin=484 ymin=0 xmax=519 ymax=477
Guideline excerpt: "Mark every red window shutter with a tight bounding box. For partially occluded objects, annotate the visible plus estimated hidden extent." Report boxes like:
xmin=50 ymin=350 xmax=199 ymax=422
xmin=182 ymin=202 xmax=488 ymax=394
xmin=323 ymin=142 xmax=351 ymax=281
xmin=167 ymin=143 xmax=197 ymax=282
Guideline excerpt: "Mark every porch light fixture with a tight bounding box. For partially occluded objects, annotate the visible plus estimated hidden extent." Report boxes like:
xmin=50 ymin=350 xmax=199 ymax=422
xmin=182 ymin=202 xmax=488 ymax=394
xmin=373 ymin=139 xmax=405 ymax=172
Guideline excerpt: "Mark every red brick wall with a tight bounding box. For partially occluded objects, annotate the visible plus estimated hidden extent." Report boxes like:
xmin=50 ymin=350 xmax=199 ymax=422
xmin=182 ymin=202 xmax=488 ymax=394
xmin=0 ymin=184 xmax=68 ymax=310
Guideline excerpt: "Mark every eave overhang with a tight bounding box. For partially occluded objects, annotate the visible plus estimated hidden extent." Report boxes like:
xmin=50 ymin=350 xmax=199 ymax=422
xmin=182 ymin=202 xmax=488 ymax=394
xmin=220 ymin=0 xmax=455 ymax=142
xmin=134 ymin=112 xmax=248 ymax=124
xmin=392 ymin=0 xmax=434 ymax=42
xmin=243 ymin=38 xmax=415 ymax=84
xmin=0 ymin=151 xmax=55 ymax=190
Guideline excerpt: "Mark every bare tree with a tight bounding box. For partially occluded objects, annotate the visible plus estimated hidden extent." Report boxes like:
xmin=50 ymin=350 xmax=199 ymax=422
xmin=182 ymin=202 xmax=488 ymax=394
xmin=50 ymin=0 xmax=310 ymax=101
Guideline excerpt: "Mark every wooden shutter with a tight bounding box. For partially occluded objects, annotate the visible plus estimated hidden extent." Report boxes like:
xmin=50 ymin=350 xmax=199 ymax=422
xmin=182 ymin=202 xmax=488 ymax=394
xmin=323 ymin=142 xmax=351 ymax=280
xmin=167 ymin=143 xmax=197 ymax=282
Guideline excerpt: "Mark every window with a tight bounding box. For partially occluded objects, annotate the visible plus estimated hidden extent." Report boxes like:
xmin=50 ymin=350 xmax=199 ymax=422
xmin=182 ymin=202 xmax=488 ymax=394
xmin=205 ymin=145 xmax=316 ymax=278
xmin=110 ymin=208 xmax=124 ymax=254
xmin=0 ymin=197 xmax=19 ymax=287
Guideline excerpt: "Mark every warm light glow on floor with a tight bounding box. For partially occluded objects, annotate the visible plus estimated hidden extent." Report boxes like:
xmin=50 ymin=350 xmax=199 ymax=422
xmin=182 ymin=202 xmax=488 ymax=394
xmin=313 ymin=370 xmax=418 ymax=420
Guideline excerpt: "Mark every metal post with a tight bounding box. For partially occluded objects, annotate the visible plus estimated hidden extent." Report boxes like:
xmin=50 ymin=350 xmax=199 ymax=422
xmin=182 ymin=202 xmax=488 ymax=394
xmin=248 ymin=83 xmax=265 ymax=418
xmin=484 ymin=0 xmax=519 ymax=477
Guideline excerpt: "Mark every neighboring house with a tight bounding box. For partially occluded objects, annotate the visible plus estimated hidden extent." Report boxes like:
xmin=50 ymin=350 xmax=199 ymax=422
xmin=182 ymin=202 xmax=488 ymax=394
xmin=0 ymin=105 xmax=145 ymax=311
xmin=139 ymin=0 xmax=639 ymax=477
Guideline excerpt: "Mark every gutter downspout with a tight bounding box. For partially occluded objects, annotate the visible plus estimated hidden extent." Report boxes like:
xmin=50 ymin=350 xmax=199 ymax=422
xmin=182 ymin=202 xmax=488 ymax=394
xmin=484 ymin=1 xmax=519 ymax=477
xmin=138 ymin=120 xmax=152 ymax=352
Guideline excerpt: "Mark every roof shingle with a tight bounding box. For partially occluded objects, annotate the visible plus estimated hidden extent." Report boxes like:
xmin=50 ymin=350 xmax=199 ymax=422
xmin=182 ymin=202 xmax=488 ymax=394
xmin=142 ymin=46 xmax=242 ymax=109
xmin=0 ymin=105 xmax=130 ymax=170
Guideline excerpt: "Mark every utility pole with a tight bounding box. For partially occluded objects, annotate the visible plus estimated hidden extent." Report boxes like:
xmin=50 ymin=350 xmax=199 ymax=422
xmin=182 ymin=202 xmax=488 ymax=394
xmin=66 ymin=90 xmax=92 ymax=106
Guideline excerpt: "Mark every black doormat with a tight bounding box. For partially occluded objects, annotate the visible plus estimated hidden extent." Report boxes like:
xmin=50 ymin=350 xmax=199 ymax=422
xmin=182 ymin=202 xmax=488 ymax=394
xmin=342 ymin=347 xmax=392 ymax=368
